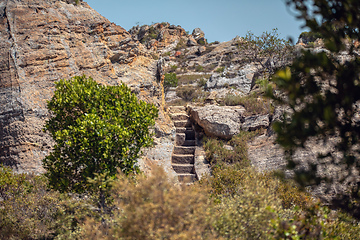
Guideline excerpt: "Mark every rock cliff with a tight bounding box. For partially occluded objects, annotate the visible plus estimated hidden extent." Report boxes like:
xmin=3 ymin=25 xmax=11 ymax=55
xmin=0 ymin=0 xmax=175 ymax=175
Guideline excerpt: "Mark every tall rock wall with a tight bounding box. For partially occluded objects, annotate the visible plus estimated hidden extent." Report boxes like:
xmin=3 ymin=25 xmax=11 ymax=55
xmin=0 ymin=0 xmax=174 ymax=174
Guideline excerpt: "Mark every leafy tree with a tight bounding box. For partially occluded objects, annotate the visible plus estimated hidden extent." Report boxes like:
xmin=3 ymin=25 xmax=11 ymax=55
xmin=43 ymin=75 xmax=158 ymax=195
xmin=270 ymin=0 xmax=360 ymax=218
xmin=239 ymin=28 xmax=294 ymax=79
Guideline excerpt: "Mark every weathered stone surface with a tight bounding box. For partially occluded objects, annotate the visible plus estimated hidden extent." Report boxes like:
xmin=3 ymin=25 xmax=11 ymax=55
xmin=0 ymin=0 xmax=174 ymax=174
xmin=189 ymin=105 xmax=246 ymax=139
xmin=129 ymin=22 xmax=187 ymax=52
xmin=192 ymin=28 xmax=205 ymax=41
xmin=241 ymin=114 xmax=270 ymax=131
xmin=187 ymin=37 xmax=197 ymax=46
xmin=206 ymin=64 xmax=257 ymax=94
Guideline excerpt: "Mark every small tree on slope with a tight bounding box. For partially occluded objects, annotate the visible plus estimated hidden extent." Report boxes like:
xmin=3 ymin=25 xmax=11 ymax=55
xmin=43 ymin=75 xmax=158 ymax=194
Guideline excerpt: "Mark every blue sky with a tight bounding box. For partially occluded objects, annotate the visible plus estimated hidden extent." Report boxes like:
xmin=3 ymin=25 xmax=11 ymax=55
xmin=85 ymin=0 xmax=307 ymax=43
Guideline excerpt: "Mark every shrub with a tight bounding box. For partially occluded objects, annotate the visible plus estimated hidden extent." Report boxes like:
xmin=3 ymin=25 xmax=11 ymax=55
xmin=162 ymin=51 xmax=171 ymax=57
xmin=169 ymin=64 xmax=178 ymax=72
xmin=222 ymin=94 xmax=273 ymax=116
xmin=164 ymin=73 xmax=178 ymax=90
xmin=43 ymin=75 xmax=158 ymax=195
xmin=204 ymin=131 xmax=259 ymax=167
xmin=175 ymin=85 xmax=199 ymax=102
xmin=0 ymin=165 xmax=93 ymax=240
xmin=215 ymin=67 xmax=225 ymax=73
xmin=80 ymin=167 xmax=216 ymax=239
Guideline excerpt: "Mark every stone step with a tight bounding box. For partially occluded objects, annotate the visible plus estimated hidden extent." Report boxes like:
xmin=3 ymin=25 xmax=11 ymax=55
xmin=178 ymin=174 xmax=197 ymax=183
xmin=182 ymin=140 xmax=196 ymax=146
xmin=172 ymin=164 xmax=195 ymax=174
xmin=168 ymin=106 xmax=186 ymax=114
xmin=176 ymin=127 xmax=188 ymax=133
xmin=174 ymin=120 xmax=192 ymax=128
xmin=172 ymin=154 xmax=194 ymax=164
xmin=173 ymin=146 xmax=196 ymax=155
xmin=170 ymin=113 xmax=189 ymax=121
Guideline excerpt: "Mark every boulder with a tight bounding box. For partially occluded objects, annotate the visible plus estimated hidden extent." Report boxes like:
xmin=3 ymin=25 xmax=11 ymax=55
xmin=192 ymin=28 xmax=205 ymax=41
xmin=189 ymin=105 xmax=246 ymax=139
xmin=187 ymin=37 xmax=198 ymax=46
xmin=206 ymin=64 xmax=257 ymax=94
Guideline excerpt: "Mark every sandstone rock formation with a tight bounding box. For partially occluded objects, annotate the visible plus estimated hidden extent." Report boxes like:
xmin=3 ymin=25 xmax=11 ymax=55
xmin=0 ymin=0 xmax=174 ymax=174
xmin=129 ymin=22 xmax=188 ymax=52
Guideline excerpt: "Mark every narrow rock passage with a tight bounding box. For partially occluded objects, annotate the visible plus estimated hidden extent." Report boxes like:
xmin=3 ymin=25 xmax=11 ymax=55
xmin=169 ymin=106 xmax=197 ymax=183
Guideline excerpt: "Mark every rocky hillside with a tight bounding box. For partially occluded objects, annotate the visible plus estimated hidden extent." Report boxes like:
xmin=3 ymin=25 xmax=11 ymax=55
xmin=0 ymin=0 xmax=175 ymax=176
xmin=0 ymin=0 xmax=326 ymax=182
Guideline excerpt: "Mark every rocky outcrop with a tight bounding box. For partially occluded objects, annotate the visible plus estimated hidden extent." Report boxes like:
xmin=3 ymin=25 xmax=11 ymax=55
xmin=206 ymin=64 xmax=257 ymax=94
xmin=129 ymin=22 xmax=188 ymax=52
xmin=189 ymin=105 xmax=246 ymax=140
xmin=0 ymin=0 xmax=174 ymax=174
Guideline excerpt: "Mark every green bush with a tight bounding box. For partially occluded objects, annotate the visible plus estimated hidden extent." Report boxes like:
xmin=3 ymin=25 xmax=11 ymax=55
xmin=215 ymin=67 xmax=225 ymax=73
xmin=164 ymin=72 xmax=178 ymax=90
xmin=0 ymin=165 xmax=93 ymax=240
xmin=204 ymin=131 xmax=258 ymax=167
xmin=169 ymin=64 xmax=178 ymax=72
xmin=43 ymin=75 xmax=158 ymax=195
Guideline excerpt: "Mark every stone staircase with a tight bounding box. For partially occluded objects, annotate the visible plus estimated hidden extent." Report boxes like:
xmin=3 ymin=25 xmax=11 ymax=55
xmin=169 ymin=106 xmax=197 ymax=183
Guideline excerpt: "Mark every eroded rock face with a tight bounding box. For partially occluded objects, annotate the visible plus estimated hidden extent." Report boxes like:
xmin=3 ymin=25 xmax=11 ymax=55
xmin=129 ymin=22 xmax=188 ymax=52
xmin=206 ymin=64 xmax=257 ymax=94
xmin=189 ymin=105 xmax=245 ymax=139
xmin=0 ymin=0 xmax=174 ymax=173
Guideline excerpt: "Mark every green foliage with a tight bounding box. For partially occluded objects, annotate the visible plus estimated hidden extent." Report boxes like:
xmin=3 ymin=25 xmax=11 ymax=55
xmin=140 ymin=26 xmax=158 ymax=44
xmin=215 ymin=66 xmax=225 ymax=73
xmin=204 ymin=131 xmax=258 ymax=167
xmin=169 ymin=64 xmax=178 ymax=72
xmin=0 ymin=165 xmax=93 ymax=240
xmin=239 ymin=28 xmax=294 ymax=78
xmin=43 ymin=75 xmax=158 ymax=194
xmin=162 ymin=51 xmax=171 ymax=57
xmin=270 ymin=0 xmax=360 ymax=218
xmin=177 ymin=74 xmax=211 ymax=85
xmin=163 ymin=72 xmax=178 ymax=91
